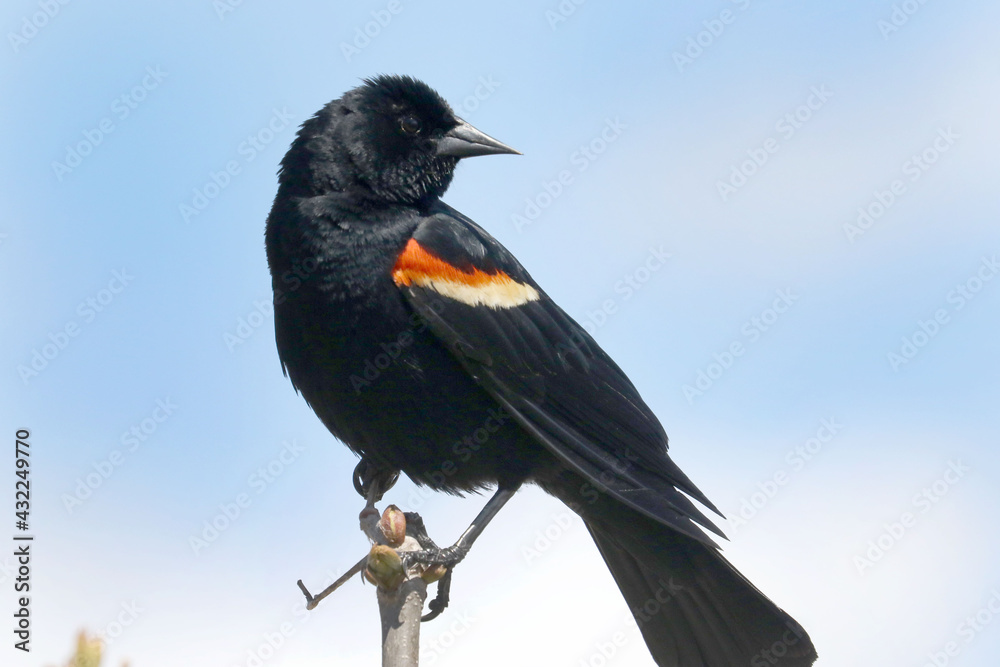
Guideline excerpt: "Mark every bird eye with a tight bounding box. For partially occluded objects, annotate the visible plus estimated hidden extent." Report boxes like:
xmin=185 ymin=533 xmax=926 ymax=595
xmin=400 ymin=116 xmax=421 ymax=134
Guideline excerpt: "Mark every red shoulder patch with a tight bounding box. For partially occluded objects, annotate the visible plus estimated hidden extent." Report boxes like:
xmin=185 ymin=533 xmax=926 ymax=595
xmin=392 ymin=239 xmax=539 ymax=309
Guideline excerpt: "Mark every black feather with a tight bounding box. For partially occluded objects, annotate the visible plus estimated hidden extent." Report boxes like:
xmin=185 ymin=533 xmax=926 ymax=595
xmin=264 ymin=75 xmax=817 ymax=666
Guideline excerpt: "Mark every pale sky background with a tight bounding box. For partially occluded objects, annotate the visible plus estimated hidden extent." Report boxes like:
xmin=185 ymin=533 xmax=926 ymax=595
xmin=2 ymin=1 xmax=999 ymax=666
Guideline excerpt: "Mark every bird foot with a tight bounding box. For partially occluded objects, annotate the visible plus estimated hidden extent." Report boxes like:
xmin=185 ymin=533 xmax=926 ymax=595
xmin=401 ymin=544 xmax=470 ymax=570
xmin=402 ymin=545 xmax=466 ymax=622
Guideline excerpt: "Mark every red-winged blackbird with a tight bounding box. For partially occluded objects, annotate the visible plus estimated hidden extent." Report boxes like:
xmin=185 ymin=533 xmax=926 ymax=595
xmin=265 ymin=75 xmax=817 ymax=666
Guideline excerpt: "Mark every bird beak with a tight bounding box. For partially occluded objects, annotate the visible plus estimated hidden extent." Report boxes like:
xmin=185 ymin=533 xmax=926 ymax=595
xmin=436 ymin=119 xmax=521 ymax=158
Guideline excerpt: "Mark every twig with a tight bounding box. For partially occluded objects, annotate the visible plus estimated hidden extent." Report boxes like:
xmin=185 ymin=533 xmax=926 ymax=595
xmin=296 ymin=556 xmax=367 ymax=611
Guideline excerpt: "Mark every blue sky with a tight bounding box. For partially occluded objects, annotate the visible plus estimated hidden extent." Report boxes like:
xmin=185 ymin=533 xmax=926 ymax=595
xmin=2 ymin=1 xmax=999 ymax=665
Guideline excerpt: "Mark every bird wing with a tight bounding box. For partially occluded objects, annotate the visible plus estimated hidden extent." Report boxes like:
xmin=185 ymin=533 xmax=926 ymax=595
xmin=393 ymin=203 xmax=724 ymax=545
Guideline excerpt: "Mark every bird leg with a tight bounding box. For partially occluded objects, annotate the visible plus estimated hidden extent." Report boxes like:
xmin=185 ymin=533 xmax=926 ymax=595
xmin=401 ymin=485 xmax=518 ymax=571
xmin=356 ymin=474 xmax=518 ymax=621
xmin=401 ymin=486 xmax=518 ymax=620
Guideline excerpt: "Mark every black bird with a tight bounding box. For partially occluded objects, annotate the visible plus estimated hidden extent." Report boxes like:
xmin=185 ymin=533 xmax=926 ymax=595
xmin=265 ymin=75 xmax=817 ymax=666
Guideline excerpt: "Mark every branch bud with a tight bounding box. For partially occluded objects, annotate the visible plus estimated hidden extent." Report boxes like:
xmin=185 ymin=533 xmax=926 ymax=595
xmin=420 ymin=564 xmax=448 ymax=584
xmin=366 ymin=544 xmax=405 ymax=590
xmin=379 ymin=504 xmax=407 ymax=547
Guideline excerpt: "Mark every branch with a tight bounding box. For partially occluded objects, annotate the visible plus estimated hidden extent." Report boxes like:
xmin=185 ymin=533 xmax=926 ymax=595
xmin=295 ymin=556 xmax=366 ymax=611
xmin=361 ymin=503 xmax=430 ymax=666
xmin=375 ymin=536 xmax=428 ymax=666
xmin=296 ymin=498 xmax=447 ymax=667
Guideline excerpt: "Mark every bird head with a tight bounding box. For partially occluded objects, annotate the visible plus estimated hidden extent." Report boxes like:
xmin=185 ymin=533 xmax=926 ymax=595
xmin=282 ymin=75 xmax=519 ymax=204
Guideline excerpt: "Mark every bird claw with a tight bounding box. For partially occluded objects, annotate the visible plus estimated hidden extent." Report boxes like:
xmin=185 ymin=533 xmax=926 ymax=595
xmin=421 ymin=568 xmax=453 ymax=622
xmin=353 ymin=459 xmax=400 ymax=501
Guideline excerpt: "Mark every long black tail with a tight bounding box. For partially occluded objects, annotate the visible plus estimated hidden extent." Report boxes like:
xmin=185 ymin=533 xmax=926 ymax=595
xmin=555 ymin=483 xmax=818 ymax=666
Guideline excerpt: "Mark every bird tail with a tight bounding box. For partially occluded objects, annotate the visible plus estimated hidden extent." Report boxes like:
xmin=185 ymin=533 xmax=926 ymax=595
xmin=558 ymin=485 xmax=818 ymax=666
